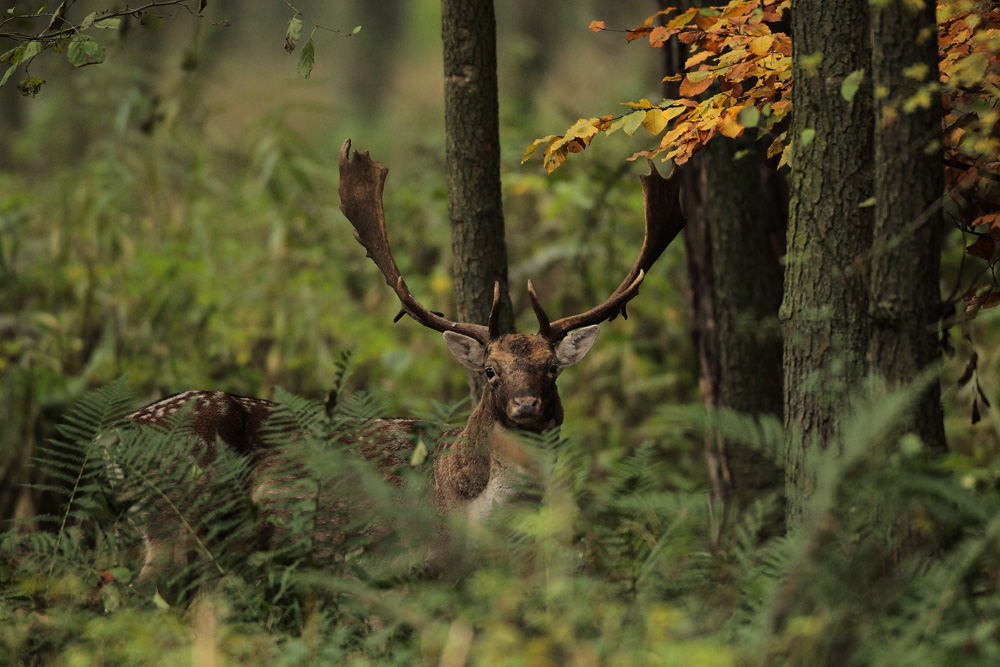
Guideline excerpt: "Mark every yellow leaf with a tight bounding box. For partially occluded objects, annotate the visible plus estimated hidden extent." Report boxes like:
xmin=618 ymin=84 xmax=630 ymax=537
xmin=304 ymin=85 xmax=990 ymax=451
xmin=767 ymin=133 xmax=786 ymax=158
xmin=642 ymin=109 xmax=670 ymax=135
xmin=719 ymin=111 xmax=744 ymax=138
xmin=749 ymin=35 xmax=775 ymax=56
xmin=522 ymin=135 xmax=558 ymax=163
xmin=777 ymin=143 xmax=791 ymax=169
xmin=564 ymin=117 xmax=600 ymax=141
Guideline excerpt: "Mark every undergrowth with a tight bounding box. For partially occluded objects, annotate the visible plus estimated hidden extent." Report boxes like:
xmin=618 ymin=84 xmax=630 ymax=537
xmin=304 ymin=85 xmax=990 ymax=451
xmin=2 ymin=378 xmax=1000 ymax=665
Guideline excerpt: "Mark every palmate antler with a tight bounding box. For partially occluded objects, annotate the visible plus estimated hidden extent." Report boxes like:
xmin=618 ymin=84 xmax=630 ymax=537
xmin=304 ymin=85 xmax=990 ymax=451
xmin=338 ymin=139 xmax=685 ymax=344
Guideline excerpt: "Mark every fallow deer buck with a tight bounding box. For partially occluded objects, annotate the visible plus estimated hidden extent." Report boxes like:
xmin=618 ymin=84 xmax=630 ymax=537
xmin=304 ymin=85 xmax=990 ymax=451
xmin=120 ymin=139 xmax=684 ymax=581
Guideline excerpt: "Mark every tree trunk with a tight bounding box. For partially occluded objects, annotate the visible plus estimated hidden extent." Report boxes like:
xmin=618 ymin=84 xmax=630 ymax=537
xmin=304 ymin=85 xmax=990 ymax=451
xmin=441 ymin=0 xmax=514 ymax=398
xmin=782 ymin=0 xmax=874 ymax=522
xmin=659 ymin=0 xmax=785 ymax=516
xmin=869 ymin=0 xmax=946 ymax=450
xmin=703 ymin=135 xmax=786 ymax=517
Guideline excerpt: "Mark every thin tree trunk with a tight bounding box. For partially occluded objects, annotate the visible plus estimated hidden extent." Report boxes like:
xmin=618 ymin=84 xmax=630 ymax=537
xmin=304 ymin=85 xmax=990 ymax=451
xmin=782 ymin=0 xmax=874 ymax=522
xmin=441 ymin=0 xmax=514 ymax=398
xmin=869 ymin=0 xmax=946 ymax=449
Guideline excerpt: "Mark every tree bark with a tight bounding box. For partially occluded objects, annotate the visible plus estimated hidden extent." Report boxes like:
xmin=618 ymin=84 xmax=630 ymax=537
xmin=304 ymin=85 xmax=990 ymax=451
xmin=782 ymin=0 xmax=874 ymax=522
xmin=441 ymin=0 xmax=514 ymax=398
xmin=703 ymin=135 xmax=786 ymax=515
xmin=659 ymin=0 xmax=785 ymax=515
xmin=869 ymin=0 xmax=946 ymax=450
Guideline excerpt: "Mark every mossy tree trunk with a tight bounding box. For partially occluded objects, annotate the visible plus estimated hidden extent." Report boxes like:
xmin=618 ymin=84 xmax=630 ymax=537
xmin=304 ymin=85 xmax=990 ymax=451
xmin=782 ymin=0 xmax=874 ymax=522
xmin=441 ymin=0 xmax=514 ymax=397
xmin=869 ymin=0 xmax=946 ymax=450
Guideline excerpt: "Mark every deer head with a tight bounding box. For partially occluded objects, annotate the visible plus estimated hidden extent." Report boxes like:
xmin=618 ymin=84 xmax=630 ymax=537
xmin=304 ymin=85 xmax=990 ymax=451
xmin=338 ymin=139 xmax=685 ymax=444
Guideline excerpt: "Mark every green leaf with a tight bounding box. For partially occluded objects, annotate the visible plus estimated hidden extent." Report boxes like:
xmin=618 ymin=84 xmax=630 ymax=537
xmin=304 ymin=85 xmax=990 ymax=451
xmin=622 ymin=109 xmax=646 ymax=136
xmin=410 ymin=438 xmax=428 ymax=466
xmin=858 ymin=196 xmax=876 ymax=208
xmin=351 ymin=25 xmax=362 ymax=35
xmin=9 ymin=41 xmax=43 ymax=67
xmin=296 ymin=38 xmax=316 ymax=78
xmin=94 ymin=18 xmax=121 ymax=29
xmin=0 ymin=64 xmax=16 ymax=88
xmin=67 ymin=35 xmax=105 ymax=67
xmin=841 ymin=69 xmax=864 ymax=102
xmin=604 ymin=117 xmax=626 ymax=136
xmin=152 ymin=590 xmax=171 ymax=610
xmin=800 ymin=128 xmax=816 ymax=147
xmin=737 ymin=106 xmax=760 ymax=128
xmin=284 ymin=16 xmax=302 ymax=53
xmin=80 ymin=11 xmax=96 ymax=28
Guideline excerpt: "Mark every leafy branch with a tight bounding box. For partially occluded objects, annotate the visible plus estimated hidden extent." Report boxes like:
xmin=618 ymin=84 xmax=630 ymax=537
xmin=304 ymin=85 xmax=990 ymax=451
xmin=282 ymin=0 xmax=361 ymax=79
xmin=527 ymin=0 xmax=1000 ymax=311
xmin=0 ymin=0 xmax=215 ymax=95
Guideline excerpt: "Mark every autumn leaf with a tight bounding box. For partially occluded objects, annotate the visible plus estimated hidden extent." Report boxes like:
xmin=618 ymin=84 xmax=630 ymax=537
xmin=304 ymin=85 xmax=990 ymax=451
xmin=649 ymin=26 xmax=675 ymax=48
xmin=749 ymin=35 xmax=775 ymax=56
xmin=626 ymin=25 xmax=654 ymax=42
xmin=589 ymin=20 xmax=606 ymax=32
xmin=679 ymin=72 xmax=714 ymax=96
xmin=685 ymin=50 xmax=714 ymax=68
xmin=522 ymin=135 xmax=559 ymax=164
xmin=642 ymin=109 xmax=671 ymax=135
xmin=719 ymin=112 xmax=744 ymax=138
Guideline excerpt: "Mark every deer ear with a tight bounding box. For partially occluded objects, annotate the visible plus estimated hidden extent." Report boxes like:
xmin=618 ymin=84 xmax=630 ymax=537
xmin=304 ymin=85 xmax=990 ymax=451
xmin=443 ymin=331 xmax=487 ymax=370
xmin=555 ymin=325 xmax=600 ymax=367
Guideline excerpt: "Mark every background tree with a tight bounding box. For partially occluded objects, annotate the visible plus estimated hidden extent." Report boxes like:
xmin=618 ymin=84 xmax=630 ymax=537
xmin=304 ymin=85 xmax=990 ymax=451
xmin=657 ymin=0 xmax=786 ymax=521
xmin=868 ymin=0 xmax=947 ymax=450
xmin=441 ymin=0 xmax=514 ymax=396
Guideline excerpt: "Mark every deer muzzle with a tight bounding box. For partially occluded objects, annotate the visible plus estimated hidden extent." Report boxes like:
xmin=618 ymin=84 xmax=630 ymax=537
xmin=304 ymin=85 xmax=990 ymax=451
xmin=509 ymin=394 xmax=541 ymax=421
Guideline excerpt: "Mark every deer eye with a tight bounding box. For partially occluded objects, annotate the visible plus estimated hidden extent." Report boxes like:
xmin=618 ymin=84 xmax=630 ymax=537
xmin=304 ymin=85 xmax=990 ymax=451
xmin=484 ymin=367 xmax=497 ymax=380
xmin=548 ymin=364 xmax=560 ymax=376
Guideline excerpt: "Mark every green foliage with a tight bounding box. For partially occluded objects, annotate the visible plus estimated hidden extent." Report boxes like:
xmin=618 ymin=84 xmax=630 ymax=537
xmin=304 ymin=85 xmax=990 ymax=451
xmin=4 ymin=378 xmax=1000 ymax=664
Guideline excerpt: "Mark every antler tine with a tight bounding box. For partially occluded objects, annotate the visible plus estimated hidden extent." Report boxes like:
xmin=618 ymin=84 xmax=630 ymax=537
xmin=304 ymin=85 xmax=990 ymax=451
xmin=487 ymin=281 xmax=503 ymax=339
xmin=338 ymin=139 xmax=491 ymax=344
xmin=527 ymin=280 xmax=552 ymax=338
xmin=545 ymin=160 xmax=686 ymax=341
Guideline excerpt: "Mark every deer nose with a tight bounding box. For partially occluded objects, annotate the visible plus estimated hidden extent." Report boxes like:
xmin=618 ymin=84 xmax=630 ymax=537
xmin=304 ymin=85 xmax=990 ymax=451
xmin=511 ymin=395 xmax=540 ymax=418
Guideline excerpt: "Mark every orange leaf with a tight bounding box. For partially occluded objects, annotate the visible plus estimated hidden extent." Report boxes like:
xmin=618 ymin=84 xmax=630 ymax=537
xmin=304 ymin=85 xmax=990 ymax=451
xmin=649 ymin=25 xmax=676 ymax=48
xmin=694 ymin=13 xmax=719 ymax=30
xmin=973 ymin=212 xmax=1000 ymax=230
xmin=589 ymin=20 xmax=606 ymax=32
xmin=685 ymin=50 xmax=714 ymax=68
xmin=679 ymin=73 xmax=714 ymax=96
xmin=627 ymin=25 xmax=655 ymax=42
xmin=677 ymin=30 xmax=705 ymax=45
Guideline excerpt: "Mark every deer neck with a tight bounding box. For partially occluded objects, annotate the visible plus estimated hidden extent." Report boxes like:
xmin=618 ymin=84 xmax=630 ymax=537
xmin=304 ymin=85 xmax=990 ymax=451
xmin=458 ymin=386 xmax=563 ymax=466
xmin=463 ymin=384 xmax=563 ymax=442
